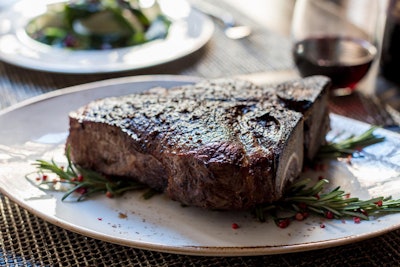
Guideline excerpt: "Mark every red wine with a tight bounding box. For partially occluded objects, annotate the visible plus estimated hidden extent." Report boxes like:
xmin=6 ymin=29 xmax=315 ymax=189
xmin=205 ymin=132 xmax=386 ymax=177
xmin=293 ymin=36 xmax=376 ymax=90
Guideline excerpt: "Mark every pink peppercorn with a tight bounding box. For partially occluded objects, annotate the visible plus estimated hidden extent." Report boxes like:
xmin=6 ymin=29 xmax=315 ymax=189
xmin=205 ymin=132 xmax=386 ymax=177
xmin=75 ymin=187 xmax=87 ymax=195
xmin=295 ymin=212 xmax=305 ymax=221
xmin=277 ymin=219 xmax=290 ymax=229
xmin=325 ymin=211 xmax=334 ymax=219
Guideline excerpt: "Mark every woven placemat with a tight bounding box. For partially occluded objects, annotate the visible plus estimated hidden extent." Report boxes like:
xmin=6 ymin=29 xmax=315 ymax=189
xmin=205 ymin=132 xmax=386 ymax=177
xmin=1 ymin=1 xmax=400 ymax=266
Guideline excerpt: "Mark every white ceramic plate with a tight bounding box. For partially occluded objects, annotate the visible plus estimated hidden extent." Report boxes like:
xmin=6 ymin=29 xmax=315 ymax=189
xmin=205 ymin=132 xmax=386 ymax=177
xmin=0 ymin=0 xmax=214 ymax=73
xmin=0 ymin=75 xmax=400 ymax=256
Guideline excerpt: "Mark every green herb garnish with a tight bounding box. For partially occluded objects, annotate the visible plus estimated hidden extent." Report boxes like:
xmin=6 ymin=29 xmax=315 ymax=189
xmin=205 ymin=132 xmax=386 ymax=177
xmin=29 ymin=147 xmax=156 ymax=201
xmin=317 ymin=126 xmax=385 ymax=158
xmin=28 ymin=126 xmax=398 ymax=228
xmin=253 ymin=178 xmax=400 ymax=228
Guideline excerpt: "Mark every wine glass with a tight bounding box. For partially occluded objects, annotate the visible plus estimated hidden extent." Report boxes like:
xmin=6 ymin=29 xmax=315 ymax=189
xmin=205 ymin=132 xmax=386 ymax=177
xmin=291 ymin=0 xmax=379 ymax=96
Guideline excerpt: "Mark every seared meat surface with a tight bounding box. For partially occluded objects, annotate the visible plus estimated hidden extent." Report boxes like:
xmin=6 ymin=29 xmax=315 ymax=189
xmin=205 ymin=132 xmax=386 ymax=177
xmin=67 ymin=77 xmax=330 ymax=210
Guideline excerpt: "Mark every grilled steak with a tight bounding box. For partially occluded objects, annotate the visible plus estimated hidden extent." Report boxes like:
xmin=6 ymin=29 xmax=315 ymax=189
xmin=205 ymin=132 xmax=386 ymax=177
xmin=66 ymin=76 xmax=330 ymax=210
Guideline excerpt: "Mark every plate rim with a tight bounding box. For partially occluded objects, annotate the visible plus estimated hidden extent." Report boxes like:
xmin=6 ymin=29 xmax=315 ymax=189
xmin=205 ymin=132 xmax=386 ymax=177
xmin=1 ymin=75 xmax=400 ymax=256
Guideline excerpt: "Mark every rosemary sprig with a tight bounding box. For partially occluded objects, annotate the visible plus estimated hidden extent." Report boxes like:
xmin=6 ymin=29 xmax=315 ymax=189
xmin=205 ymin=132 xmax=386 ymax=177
xmin=317 ymin=126 xmax=385 ymax=158
xmin=29 ymin=147 xmax=155 ymax=201
xmin=28 ymin=127 xmax=397 ymax=228
xmin=253 ymin=178 xmax=400 ymax=228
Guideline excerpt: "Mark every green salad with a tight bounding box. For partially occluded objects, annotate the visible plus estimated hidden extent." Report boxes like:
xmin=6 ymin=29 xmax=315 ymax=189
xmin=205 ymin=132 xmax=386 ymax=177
xmin=26 ymin=0 xmax=171 ymax=50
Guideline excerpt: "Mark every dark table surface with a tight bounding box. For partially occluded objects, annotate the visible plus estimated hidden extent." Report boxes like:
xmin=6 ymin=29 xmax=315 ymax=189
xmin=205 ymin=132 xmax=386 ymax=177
xmin=1 ymin=1 xmax=400 ymax=266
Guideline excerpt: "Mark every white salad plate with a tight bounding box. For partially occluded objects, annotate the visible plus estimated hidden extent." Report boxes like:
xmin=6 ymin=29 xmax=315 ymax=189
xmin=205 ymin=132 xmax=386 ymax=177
xmin=0 ymin=75 xmax=400 ymax=256
xmin=0 ymin=0 xmax=214 ymax=73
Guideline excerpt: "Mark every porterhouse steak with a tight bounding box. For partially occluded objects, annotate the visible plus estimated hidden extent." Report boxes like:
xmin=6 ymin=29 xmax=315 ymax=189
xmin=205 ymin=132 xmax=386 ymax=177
xmin=66 ymin=76 xmax=330 ymax=210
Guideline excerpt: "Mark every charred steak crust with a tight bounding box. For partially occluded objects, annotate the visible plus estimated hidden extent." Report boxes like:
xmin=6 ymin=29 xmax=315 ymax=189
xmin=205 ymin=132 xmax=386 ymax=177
xmin=66 ymin=76 xmax=330 ymax=210
xmin=274 ymin=76 xmax=331 ymax=160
